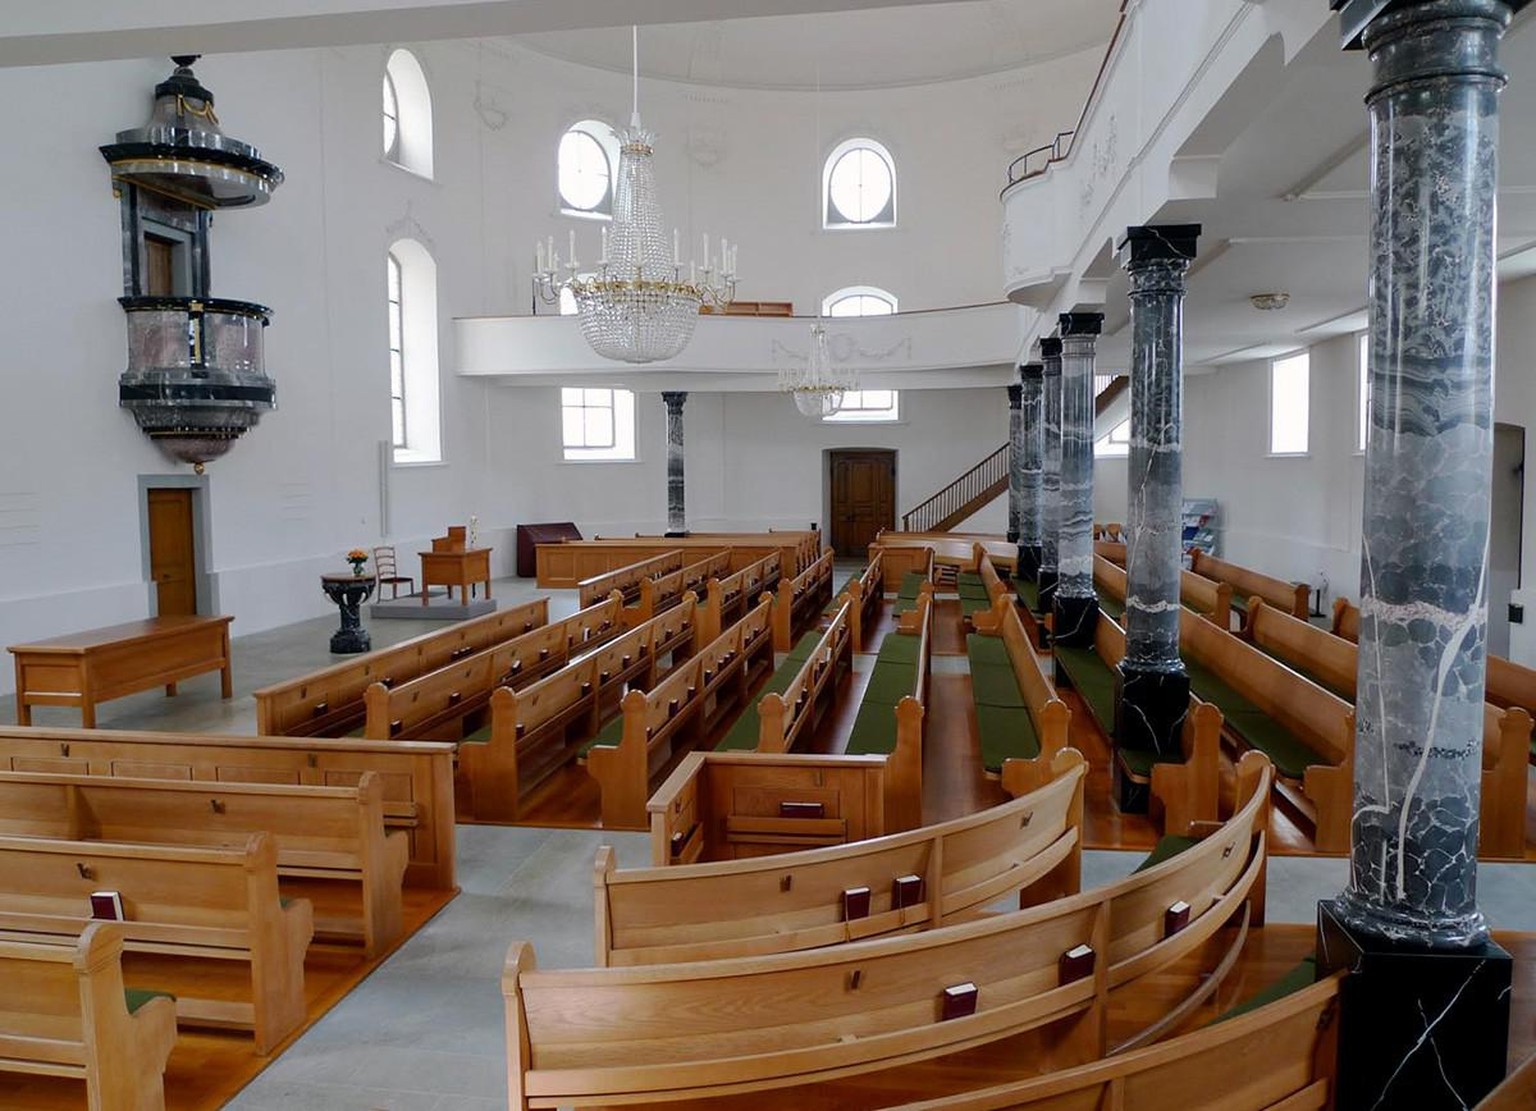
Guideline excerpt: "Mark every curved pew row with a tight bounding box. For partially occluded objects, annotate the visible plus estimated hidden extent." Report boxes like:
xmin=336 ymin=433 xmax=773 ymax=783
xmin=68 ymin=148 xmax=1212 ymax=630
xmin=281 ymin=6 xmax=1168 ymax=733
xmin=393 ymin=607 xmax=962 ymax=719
xmin=594 ymin=749 xmax=1085 ymax=966
xmin=253 ymin=597 xmax=550 ymax=738
xmin=886 ymin=973 xmax=1341 ymax=1111
xmin=585 ymin=598 xmax=777 ymax=828
xmin=1244 ymin=597 xmax=1530 ymax=856
xmin=502 ymin=755 xmax=1272 ymax=1111
xmin=0 ymin=727 xmax=455 ymax=890
xmin=466 ymin=597 xmax=700 ymax=821
xmin=360 ymin=594 xmax=624 ymax=744
xmin=576 ymin=551 xmax=684 ymax=609
xmin=0 ymin=921 xmax=179 ymax=1111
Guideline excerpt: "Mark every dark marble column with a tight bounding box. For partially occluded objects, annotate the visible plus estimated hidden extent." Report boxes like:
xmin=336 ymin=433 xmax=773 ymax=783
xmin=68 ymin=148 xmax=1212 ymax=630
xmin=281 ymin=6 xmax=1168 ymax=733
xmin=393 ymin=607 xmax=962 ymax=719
xmin=662 ymin=391 xmax=687 ymax=536
xmin=1037 ymin=339 xmax=1063 ymax=611
xmin=1006 ymin=383 xmax=1023 ymax=543
xmin=1114 ymin=225 xmax=1200 ymax=788
xmin=1316 ymin=3 xmax=1519 ymax=1107
xmin=1051 ymin=312 xmax=1103 ymax=648
xmin=1017 ymin=362 xmax=1045 ymax=582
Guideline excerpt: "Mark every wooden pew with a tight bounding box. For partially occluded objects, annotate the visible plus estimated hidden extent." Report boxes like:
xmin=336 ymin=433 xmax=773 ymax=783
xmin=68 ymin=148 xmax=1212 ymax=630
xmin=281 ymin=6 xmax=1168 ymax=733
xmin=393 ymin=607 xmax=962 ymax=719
xmin=843 ymin=593 xmax=932 ymax=832
xmin=1189 ymin=550 xmax=1309 ymax=622
xmin=1330 ymin=597 xmax=1359 ymax=642
xmin=698 ymin=553 xmax=778 ymax=642
xmin=361 ymin=594 xmax=624 ymax=743
xmin=1246 ymin=597 xmax=1530 ymax=856
xmin=253 ymin=597 xmax=549 ymax=738
xmin=585 ymin=598 xmax=777 ymax=829
xmin=1091 ymin=553 xmax=1232 ymax=630
xmin=0 ymin=770 xmax=404 ymax=958
xmin=467 ymin=597 xmax=701 ymax=821
xmin=1094 ymin=538 xmax=1126 ymax=565
xmin=0 ymin=726 xmax=455 ymax=890
xmin=630 ymin=551 xmax=733 ymax=627
xmin=829 ymin=550 xmax=884 ymax=653
xmin=594 ymin=750 xmax=1086 ymax=966
xmin=536 ymin=534 xmax=813 ymax=588
xmin=0 ymin=831 xmax=310 ymax=1055
xmin=502 ymin=756 xmax=1271 ymax=1110
xmin=648 ymin=750 xmax=889 ymax=864
xmin=762 ymin=598 xmax=855 ymax=754
xmin=576 ymin=550 xmax=684 ymax=609
xmin=872 ymin=539 xmax=937 ymax=594
xmin=880 ymin=974 xmax=1341 ymax=1110
xmin=0 ymin=921 xmax=178 ymax=1111
xmin=968 ymin=596 xmax=1071 ymax=781
xmin=772 ymin=550 xmax=836 ymax=652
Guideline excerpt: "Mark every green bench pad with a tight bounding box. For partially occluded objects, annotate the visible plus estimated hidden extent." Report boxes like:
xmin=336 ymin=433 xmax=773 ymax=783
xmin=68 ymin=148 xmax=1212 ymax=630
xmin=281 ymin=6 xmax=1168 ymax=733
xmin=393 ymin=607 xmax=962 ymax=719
xmin=1015 ymin=577 xmax=1042 ymax=611
xmin=878 ymin=632 xmax=922 ymax=664
xmin=844 ymin=702 xmax=898 ymax=756
xmin=957 ymin=572 xmax=984 ymax=590
xmin=958 ymin=583 xmax=989 ymax=601
xmin=461 ymin=723 xmax=491 ymax=744
xmin=577 ymin=714 xmax=624 ymax=757
xmin=825 ymin=574 xmax=862 ymax=615
xmin=1116 ymin=746 xmax=1162 ymax=778
xmin=966 ymin=634 xmax=1010 ymax=667
xmin=1181 ymin=657 xmax=1325 ymax=779
xmin=1097 ymin=592 xmax=1126 ymax=621
xmin=784 ymin=631 xmax=823 ymax=665
xmin=898 ymin=572 xmax=927 ymax=599
xmin=969 ymin=662 xmax=1026 ymax=709
xmin=1134 ymin=834 xmax=1200 ymax=874
xmin=862 ymin=660 xmax=917 ymax=706
xmin=960 ymin=596 xmax=992 ymax=616
xmin=975 ymin=704 xmax=1040 ymax=772
xmin=717 ymin=712 xmax=761 ymax=751
xmin=1053 ymin=644 xmax=1118 ymax=734
xmin=1216 ymin=958 xmax=1319 ymax=1024
xmin=124 ymin=988 xmax=175 ymax=1016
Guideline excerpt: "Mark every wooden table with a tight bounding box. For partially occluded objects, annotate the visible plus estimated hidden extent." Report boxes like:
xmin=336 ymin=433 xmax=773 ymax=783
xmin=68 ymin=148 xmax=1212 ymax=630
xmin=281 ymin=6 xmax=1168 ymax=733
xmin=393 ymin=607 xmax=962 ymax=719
xmin=418 ymin=547 xmax=492 ymax=606
xmin=9 ymin=615 xmax=234 ymax=727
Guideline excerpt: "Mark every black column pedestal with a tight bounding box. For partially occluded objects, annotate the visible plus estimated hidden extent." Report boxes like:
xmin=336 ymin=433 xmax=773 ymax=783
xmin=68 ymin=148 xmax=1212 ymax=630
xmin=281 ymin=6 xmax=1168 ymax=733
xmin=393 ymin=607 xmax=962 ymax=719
xmin=663 ymin=531 xmax=689 ymax=538
xmin=1112 ymin=664 xmax=1190 ymax=813
xmin=1316 ymin=901 xmax=1512 ymax=1110
xmin=1017 ymin=544 xmax=1042 ymax=584
xmin=1051 ymin=594 xmax=1099 ymax=649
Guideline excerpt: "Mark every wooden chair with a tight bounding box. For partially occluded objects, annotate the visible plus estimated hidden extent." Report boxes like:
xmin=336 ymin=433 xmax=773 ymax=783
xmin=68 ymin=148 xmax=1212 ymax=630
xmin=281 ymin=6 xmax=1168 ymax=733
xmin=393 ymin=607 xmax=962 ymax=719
xmin=372 ymin=546 xmax=415 ymax=600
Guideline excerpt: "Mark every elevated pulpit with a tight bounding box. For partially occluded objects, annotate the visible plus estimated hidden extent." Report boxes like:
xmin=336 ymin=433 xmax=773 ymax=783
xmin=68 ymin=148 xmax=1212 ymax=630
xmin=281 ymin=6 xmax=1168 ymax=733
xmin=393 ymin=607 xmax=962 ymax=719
xmin=419 ymin=526 xmax=492 ymax=607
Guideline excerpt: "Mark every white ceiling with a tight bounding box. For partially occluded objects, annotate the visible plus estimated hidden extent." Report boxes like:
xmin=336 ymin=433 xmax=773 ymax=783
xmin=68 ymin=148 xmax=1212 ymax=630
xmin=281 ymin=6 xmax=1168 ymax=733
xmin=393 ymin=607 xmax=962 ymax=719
xmin=514 ymin=0 xmax=1120 ymax=91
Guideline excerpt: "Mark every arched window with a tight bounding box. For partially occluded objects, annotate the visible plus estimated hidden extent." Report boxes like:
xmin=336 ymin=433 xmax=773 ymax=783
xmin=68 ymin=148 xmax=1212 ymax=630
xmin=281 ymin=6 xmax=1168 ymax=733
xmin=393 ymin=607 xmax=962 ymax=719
xmin=387 ymin=239 xmax=441 ymax=463
xmin=823 ymin=286 xmax=898 ymax=317
xmin=823 ymin=138 xmax=896 ymax=229
xmin=383 ymin=49 xmax=433 ymax=179
xmin=558 ymin=120 xmax=619 ymax=219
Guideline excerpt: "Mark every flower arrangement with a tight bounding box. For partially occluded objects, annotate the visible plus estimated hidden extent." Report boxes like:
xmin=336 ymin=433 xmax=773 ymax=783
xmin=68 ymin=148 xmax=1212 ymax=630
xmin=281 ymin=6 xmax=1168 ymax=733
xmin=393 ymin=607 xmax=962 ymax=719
xmin=346 ymin=548 xmax=369 ymax=576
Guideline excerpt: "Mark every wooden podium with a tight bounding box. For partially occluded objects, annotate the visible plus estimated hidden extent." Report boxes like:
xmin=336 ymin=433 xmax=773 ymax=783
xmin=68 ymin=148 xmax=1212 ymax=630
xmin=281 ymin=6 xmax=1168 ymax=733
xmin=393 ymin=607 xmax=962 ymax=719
xmin=419 ymin=526 xmax=492 ymax=606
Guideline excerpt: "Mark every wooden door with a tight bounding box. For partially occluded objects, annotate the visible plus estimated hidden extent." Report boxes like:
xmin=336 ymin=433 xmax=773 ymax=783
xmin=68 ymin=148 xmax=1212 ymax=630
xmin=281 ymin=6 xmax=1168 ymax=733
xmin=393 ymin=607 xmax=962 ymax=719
xmin=829 ymin=450 xmax=895 ymax=557
xmin=147 ymin=489 xmax=198 ymax=616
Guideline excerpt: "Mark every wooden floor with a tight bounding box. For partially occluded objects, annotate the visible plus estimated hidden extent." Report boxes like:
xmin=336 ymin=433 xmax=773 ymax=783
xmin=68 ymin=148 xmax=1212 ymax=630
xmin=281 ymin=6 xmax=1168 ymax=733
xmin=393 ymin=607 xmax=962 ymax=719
xmin=0 ymin=887 xmax=456 ymax=1111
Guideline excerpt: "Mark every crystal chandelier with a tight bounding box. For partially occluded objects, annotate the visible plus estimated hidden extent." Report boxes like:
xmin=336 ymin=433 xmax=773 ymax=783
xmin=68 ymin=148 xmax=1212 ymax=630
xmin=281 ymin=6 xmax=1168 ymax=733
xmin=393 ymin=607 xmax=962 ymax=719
xmin=533 ymin=28 xmax=736 ymax=364
xmin=779 ymin=320 xmax=858 ymax=418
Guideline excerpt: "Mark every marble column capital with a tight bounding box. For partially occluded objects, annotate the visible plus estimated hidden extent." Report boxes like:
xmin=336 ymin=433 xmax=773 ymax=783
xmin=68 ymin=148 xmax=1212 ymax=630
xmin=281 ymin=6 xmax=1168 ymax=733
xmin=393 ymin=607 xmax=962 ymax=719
xmin=1006 ymin=383 xmax=1022 ymax=409
xmin=1057 ymin=312 xmax=1104 ymax=337
xmin=1039 ymin=336 xmax=1063 ymax=359
xmin=661 ymin=391 xmax=688 ymax=415
xmin=1118 ymin=223 xmax=1201 ymax=269
xmin=1020 ymin=361 xmax=1044 ymax=382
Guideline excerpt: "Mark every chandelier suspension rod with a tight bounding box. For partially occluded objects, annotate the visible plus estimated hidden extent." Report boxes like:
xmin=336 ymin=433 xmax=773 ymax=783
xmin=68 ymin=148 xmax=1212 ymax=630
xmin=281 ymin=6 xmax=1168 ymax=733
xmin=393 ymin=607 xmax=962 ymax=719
xmin=631 ymin=25 xmax=641 ymax=128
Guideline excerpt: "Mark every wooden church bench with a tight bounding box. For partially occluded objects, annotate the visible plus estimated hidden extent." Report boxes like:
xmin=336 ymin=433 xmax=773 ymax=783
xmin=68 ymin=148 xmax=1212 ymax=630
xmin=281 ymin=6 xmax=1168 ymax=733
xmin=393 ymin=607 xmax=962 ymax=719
xmin=698 ymin=553 xmax=779 ymax=642
xmin=872 ymin=539 xmax=936 ymax=594
xmin=0 ymin=770 xmax=404 ymax=958
xmin=0 ymin=920 xmax=178 ymax=1111
xmin=827 ymin=550 xmax=885 ymax=653
xmin=718 ymin=598 xmax=855 ymax=756
xmin=966 ymin=596 xmax=1070 ymax=779
xmin=1189 ymin=550 xmax=1309 ymax=622
xmin=535 ymin=535 xmax=808 ymax=589
xmin=463 ymin=597 xmax=701 ymax=820
xmin=360 ymin=593 xmax=624 ymax=743
xmin=594 ymin=751 xmax=1086 ymax=967
xmin=648 ymin=750 xmax=889 ymax=864
xmin=629 ymin=551 xmax=732 ymax=627
xmin=772 ymin=550 xmax=836 ymax=652
xmin=0 ymin=831 xmax=310 ymax=1056
xmin=1244 ymin=597 xmax=1531 ymax=856
xmin=501 ymin=757 xmax=1270 ymax=1110
xmin=576 ymin=550 xmax=684 ymax=609
xmin=879 ymin=972 xmax=1341 ymax=1111
xmin=253 ymin=596 xmax=549 ymax=738
xmin=1093 ymin=538 xmax=1126 ymax=565
xmin=1092 ymin=553 xmax=1233 ymax=631
xmin=844 ymin=591 xmax=932 ymax=831
xmin=0 ymin=726 xmax=455 ymax=891
xmin=584 ymin=598 xmax=776 ymax=829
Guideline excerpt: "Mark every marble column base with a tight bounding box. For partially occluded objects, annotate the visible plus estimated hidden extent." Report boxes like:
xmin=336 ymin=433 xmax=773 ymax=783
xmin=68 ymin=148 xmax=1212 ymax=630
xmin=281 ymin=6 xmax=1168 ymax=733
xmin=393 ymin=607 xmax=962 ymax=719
xmin=1111 ymin=665 xmax=1189 ymax=813
xmin=1017 ymin=544 xmax=1042 ymax=583
xmin=1036 ymin=569 xmax=1058 ymax=615
xmin=1316 ymin=901 xmax=1511 ymax=1109
xmin=1006 ymin=528 xmax=1020 ymax=543
xmin=1051 ymin=594 xmax=1099 ymax=649
xmin=664 ymin=530 xmax=689 ymax=538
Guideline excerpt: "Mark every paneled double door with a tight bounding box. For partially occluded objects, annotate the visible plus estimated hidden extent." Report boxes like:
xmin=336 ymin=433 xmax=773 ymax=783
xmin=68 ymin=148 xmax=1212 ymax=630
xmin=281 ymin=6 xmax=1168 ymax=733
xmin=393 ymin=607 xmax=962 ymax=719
xmin=829 ymin=450 xmax=895 ymax=557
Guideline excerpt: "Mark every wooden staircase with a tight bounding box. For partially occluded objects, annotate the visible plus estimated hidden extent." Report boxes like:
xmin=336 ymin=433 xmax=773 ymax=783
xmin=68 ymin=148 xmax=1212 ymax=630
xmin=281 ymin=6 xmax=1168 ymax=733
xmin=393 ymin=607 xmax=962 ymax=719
xmin=900 ymin=375 xmax=1129 ymax=533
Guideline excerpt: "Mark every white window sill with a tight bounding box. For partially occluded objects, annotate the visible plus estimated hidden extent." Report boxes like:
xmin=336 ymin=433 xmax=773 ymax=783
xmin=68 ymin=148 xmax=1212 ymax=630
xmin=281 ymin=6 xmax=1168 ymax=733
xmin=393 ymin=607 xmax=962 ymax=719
xmin=381 ymin=158 xmax=437 ymax=185
xmin=559 ymin=207 xmax=613 ymax=222
xmin=559 ymin=456 xmax=644 ymax=466
xmin=391 ymin=455 xmax=447 ymax=469
xmin=822 ymin=418 xmax=907 ymax=427
xmin=1265 ymin=451 xmax=1311 ymax=459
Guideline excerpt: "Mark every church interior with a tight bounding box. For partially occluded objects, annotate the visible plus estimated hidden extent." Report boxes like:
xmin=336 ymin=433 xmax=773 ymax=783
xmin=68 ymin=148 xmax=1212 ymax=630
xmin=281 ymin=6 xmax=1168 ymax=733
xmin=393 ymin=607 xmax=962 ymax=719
xmin=3 ymin=0 xmax=1536 ymax=1107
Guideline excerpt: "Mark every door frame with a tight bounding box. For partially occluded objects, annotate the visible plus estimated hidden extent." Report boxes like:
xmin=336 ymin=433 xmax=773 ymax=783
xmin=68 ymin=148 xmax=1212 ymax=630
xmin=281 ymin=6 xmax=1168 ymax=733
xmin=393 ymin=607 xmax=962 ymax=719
xmin=138 ymin=473 xmax=216 ymax=616
xmin=824 ymin=448 xmax=897 ymax=557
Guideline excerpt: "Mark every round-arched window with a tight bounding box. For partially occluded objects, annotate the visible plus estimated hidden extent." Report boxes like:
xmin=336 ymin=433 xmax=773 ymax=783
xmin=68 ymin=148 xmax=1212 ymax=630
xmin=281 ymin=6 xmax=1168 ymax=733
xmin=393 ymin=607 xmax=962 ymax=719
xmin=558 ymin=121 xmax=618 ymax=218
xmin=824 ymin=139 xmax=896 ymax=228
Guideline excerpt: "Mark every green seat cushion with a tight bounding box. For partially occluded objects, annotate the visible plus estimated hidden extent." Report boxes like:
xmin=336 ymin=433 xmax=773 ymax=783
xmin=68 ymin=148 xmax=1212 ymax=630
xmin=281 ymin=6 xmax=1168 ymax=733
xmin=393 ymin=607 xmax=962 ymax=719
xmin=960 ymin=596 xmax=992 ymax=616
xmin=844 ymin=703 xmax=897 ymax=756
xmin=1134 ymin=834 xmax=1200 ymax=873
xmin=717 ymin=710 xmax=762 ymax=751
xmin=1224 ymin=709 xmax=1324 ymax=780
xmin=1053 ymin=644 xmax=1118 ymax=732
xmin=1116 ymin=746 xmax=1161 ymax=778
xmin=1216 ymin=958 xmax=1319 ymax=1023
xmin=958 ymin=583 xmax=989 ymax=601
xmin=461 ymin=723 xmax=492 ymax=744
xmin=345 ymin=726 xmax=366 ymax=739
xmin=1181 ymin=657 xmax=1256 ymax=717
xmin=784 ymin=631 xmax=822 ymax=664
xmin=578 ymin=714 xmax=624 ymax=757
xmin=966 ymin=634 xmax=1010 ymax=667
xmin=1096 ymin=592 xmax=1126 ymax=621
xmin=124 ymin=988 xmax=174 ymax=1015
xmin=861 ymin=660 xmax=916 ymax=706
xmin=1015 ymin=578 xmax=1041 ymax=611
xmin=892 ymin=599 xmax=919 ymax=616
xmin=898 ymin=572 xmax=927 ymax=599
xmin=825 ymin=574 xmax=862 ymax=614
xmin=879 ymin=632 xmax=922 ymax=664
xmin=975 ymin=704 xmax=1040 ymax=772
xmin=969 ymin=662 xmax=1025 ymax=709
xmin=957 ymin=572 xmax=984 ymax=589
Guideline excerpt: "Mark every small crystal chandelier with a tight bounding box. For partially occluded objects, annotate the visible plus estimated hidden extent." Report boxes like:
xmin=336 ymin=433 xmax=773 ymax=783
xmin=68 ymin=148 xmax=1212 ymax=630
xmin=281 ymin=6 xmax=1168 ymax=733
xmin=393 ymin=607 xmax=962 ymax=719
xmin=779 ymin=320 xmax=858 ymax=418
xmin=533 ymin=27 xmax=736 ymax=364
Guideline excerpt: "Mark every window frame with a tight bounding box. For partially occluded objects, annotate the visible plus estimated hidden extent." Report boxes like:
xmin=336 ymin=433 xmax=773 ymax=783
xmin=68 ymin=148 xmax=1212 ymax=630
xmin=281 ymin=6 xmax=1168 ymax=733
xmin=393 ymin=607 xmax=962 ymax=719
xmin=387 ymin=238 xmax=442 ymax=465
xmin=824 ymin=390 xmax=901 ymax=425
xmin=558 ymin=120 xmax=619 ymax=221
xmin=382 ymin=70 xmax=400 ymax=163
xmin=822 ymin=137 xmax=897 ymax=230
xmin=561 ymin=387 xmax=638 ymax=462
xmin=383 ymin=48 xmax=434 ymax=180
xmin=822 ymin=286 xmax=898 ymax=318
xmin=1357 ymin=331 xmax=1370 ymax=455
xmin=1095 ymin=416 xmax=1131 ymax=458
xmin=1268 ymin=349 xmax=1312 ymax=457
xmin=386 ymin=250 xmax=406 ymax=450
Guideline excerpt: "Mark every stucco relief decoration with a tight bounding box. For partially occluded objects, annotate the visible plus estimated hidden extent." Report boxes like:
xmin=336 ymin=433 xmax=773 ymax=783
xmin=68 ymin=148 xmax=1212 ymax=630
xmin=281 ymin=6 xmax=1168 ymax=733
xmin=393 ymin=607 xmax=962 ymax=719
xmin=1078 ymin=113 xmax=1120 ymax=218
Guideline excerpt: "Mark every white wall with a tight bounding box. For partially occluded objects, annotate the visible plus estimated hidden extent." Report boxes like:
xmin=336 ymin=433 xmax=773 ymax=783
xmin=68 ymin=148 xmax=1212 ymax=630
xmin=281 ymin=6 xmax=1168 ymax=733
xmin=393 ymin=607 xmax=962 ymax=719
xmin=0 ymin=38 xmax=1083 ymax=694
xmin=1494 ymin=274 xmax=1536 ymax=665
